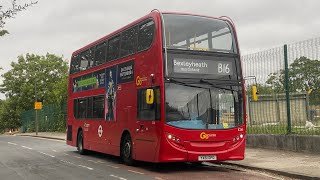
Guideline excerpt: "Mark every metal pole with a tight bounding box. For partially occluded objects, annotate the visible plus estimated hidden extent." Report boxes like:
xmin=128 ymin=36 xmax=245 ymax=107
xmin=284 ymin=44 xmax=292 ymax=134
xmin=35 ymin=81 xmax=38 ymax=135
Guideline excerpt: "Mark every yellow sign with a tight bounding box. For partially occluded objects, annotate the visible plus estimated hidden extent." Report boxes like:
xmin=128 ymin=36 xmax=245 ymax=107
xmin=223 ymin=123 xmax=229 ymax=129
xmin=34 ymin=102 xmax=42 ymax=110
xmin=200 ymin=132 xmax=216 ymax=139
xmin=252 ymin=85 xmax=258 ymax=101
xmin=146 ymin=89 xmax=154 ymax=104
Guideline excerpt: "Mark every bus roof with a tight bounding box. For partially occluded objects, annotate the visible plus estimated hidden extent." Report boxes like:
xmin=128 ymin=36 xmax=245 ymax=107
xmin=71 ymin=11 xmax=235 ymax=57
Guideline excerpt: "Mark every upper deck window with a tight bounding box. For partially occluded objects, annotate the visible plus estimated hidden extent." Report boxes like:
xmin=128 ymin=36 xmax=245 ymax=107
xmin=138 ymin=20 xmax=155 ymax=51
xmin=69 ymin=19 xmax=155 ymax=75
xmin=162 ymin=14 xmax=237 ymax=53
xmin=107 ymin=35 xmax=121 ymax=61
xmin=94 ymin=42 xmax=107 ymax=66
xmin=121 ymin=26 xmax=138 ymax=57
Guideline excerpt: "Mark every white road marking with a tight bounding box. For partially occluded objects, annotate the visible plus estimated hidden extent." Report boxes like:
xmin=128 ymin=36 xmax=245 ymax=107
xmin=73 ymin=156 xmax=82 ymax=159
xmin=258 ymin=172 xmax=284 ymax=180
xmin=105 ymin=164 xmax=119 ymax=168
xmin=63 ymin=153 xmax=69 ymax=156
xmin=28 ymin=136 xmax=65 ymax=142
xmin=77 ymin=164 xmax=93 ymax=170
xmin=60 ymin=160 xmax=93 ymax=171
xmin=88 ymin=160 xmax=99 ymax=163
xmin=97 ymin=160 xmax=105 ymax=163
xmin=21 ymin=145 xmax=33 ymax=150
xmin=51 ymin=149 xmax=57 ymax=152
xmin=127 ymin=169 xmax=145 ymax=175
xmin=60 ymin=159 xmax=75 ymax=165
xmin=110 ymin=174 xmax=127 ymax=180
xmin=8 ymin=142 xmax=17 ymax=145
xmin=155 ymin=177 xmax=164 ymax=180
xmin=38 ymin=151 xmax=55 ymax=158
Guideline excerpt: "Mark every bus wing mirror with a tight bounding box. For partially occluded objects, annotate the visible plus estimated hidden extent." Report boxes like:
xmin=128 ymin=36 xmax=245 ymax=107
xmin=146 ymin=89 xmax=154 ymax=104
xmin=252 ymin=85 xmax=258 ymax=101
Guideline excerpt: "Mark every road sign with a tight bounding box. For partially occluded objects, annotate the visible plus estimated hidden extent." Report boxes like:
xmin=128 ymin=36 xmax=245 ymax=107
xmin=34 ymin=102 xmax=42 ymax=110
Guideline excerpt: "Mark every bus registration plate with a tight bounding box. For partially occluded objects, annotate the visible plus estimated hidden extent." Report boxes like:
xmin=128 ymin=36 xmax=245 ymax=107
xmin=198 ymin=155 xmax=217 ymax=161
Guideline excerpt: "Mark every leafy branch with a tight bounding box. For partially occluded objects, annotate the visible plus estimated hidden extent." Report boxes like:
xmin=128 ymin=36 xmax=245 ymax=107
xmin=0 ymin=0 xmax=38 ymax=36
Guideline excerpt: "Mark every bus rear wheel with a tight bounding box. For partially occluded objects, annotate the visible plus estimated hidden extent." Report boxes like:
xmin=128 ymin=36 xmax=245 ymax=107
xmin=77 ymin=130 xmax=87 ymax=155
xmin=121 ymin=134 xmax=134 ymax=165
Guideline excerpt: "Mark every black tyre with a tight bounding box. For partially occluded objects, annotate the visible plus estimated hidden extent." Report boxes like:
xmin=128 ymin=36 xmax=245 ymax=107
xmin=121 ymin=134 xmax=134 ymax=165
xmin=77 ymin=130 xmax=87 ymax=155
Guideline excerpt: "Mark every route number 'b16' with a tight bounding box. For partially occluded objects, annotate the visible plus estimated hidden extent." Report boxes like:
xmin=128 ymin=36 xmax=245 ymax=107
xmin=218 ymin=63 xmax=230 ymax=74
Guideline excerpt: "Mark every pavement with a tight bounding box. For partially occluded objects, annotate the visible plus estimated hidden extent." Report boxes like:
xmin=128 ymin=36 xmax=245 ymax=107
xmin=14 ymin=132 xmax=320 ymax=180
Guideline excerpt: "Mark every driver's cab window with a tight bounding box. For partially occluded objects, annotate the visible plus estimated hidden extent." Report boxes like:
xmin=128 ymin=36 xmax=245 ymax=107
xmin=137 ymin=87 xmax=160 ymax=120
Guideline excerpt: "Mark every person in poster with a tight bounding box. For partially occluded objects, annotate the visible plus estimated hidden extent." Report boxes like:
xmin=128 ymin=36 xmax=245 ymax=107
xmin=106 ymin=68 xmax=116 ymax=120
xmin=73 ymin=79 xmax=78 ymax=92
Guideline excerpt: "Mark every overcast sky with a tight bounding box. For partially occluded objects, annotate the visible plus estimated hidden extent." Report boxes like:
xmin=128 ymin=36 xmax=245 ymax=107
xmin=0 ymin=0 xmax=320 ymax=99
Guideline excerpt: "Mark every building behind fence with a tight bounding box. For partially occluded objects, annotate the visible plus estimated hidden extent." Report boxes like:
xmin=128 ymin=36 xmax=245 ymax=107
xmin=243 ymin=37 xmax=320 ymax=135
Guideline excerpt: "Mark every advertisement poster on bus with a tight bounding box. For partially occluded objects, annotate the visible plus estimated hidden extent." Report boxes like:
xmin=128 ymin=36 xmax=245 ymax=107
xmin=117 ymin=60 xmax=134 ymax=83
xmin=105 ymin=66 xmax=117 ymax=121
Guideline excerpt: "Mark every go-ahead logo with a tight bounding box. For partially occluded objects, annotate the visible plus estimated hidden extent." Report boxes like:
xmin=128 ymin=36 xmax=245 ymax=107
xmin=136 ymin=76 xmax=147 ymax=86
xmin=200 ymin=132 xmax=216 ymax=139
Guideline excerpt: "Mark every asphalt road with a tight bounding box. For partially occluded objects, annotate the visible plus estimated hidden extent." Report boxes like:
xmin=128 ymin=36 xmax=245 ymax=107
xmin=0 ymin=135 xmax=294 ymax=180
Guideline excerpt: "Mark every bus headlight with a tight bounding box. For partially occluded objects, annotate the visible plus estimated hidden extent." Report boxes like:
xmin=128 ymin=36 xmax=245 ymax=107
xmin=166 ymin=133 xmax=183 ymax=147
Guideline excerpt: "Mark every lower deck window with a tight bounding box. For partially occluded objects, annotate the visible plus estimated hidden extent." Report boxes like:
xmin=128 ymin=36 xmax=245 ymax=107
xmin=74 ymin=95 xmax=105 ymax=120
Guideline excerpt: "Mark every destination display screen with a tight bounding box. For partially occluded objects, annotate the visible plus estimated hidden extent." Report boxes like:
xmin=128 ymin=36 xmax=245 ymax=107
xmin=173 ymin=58 xmax=233 ymax=75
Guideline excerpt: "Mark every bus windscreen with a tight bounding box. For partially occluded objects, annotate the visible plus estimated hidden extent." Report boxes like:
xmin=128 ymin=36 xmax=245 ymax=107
xmin=162 ymin=14 xmax=237 ymax=53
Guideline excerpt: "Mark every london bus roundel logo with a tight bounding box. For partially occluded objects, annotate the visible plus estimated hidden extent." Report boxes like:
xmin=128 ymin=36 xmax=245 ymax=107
xmin=200 ymin=132 xmax=216 ymax=139
xmin=98 ymin=125 xmax=103 ymax=137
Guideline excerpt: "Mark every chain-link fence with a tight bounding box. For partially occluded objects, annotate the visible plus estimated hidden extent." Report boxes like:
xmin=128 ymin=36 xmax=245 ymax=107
xmin=244 ymin=37 xmax=320 ymax=135
xmin=21 ymin=102 xmax=67 ymax=133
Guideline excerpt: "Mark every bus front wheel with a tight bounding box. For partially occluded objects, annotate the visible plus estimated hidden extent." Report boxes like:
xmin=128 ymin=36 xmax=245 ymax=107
xmin=77 ymin=130 xmax=87 ymax=155
xmin=121 ymin=134 xmax=134 ymax=165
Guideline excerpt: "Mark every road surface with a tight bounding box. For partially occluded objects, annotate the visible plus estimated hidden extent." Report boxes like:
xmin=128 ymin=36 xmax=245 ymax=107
xmin=0 ymin=135 xmax=295 ymax=180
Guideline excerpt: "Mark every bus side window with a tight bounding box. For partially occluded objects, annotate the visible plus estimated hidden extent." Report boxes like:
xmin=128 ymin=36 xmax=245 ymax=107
xmin=73 ymin=99 xmax=78 ymax=119
xmin=70 ymin=55 xmax=80 ymax=74
xmin=79 ymin=49 xmax=94 ymax=70
xmin=93 ymin=95 xmax=104 ymax=119
xmin=107 ymin=35 xmax=120 ymax=61
xmin=87 ymin=48 xmax=94 ymax=69
xmin=138 ymin=20 xmax=155 ymax=52
xmin=87 ymin=97 xmax=93 ymax=119
xmin=78 ymin=98 xmax=87 ymax=119
xmin=80 ymin=52 xmax=88 ymax=71
xmin=137 ymin=87 xmax=160 ymax=120
xmin=94 ymin=42 xmax=107 ymax=66
xmin=120 ymin=26 xmax=138 ymax=57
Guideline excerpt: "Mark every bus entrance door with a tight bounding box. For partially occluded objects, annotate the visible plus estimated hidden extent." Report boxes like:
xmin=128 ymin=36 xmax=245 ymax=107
xmin=134 ymin=120 xmax=159 ymax=162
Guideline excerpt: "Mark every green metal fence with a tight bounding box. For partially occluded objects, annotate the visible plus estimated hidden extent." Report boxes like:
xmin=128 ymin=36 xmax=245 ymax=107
xmin=21 ymin=102 xmax=67 ymax=133
xmin=243 ymin=37 xmax=320 ymax=135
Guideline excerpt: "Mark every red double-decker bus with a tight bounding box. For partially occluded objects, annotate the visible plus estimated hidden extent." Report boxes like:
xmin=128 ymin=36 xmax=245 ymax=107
xmin=67 ymin=10 xmax=246 ymax=165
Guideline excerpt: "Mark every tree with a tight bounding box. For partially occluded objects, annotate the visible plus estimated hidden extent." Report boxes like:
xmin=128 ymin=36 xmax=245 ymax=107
xmin=0 ymin=99 xmax=5 ymax=131
xmin=0 ymin=98 xmax=21 ymax=131
xmin=0 ymin=0 xmax=37 ymax=36
xmin=266 ymin=56 xmax=320 ymax=105
xmin=0 ymin=53 xmax=69 ymax=130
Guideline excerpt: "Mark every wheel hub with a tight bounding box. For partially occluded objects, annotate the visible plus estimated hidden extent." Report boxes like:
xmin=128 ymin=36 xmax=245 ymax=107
xmin=124 ymin=142 xmax=131 ymax=158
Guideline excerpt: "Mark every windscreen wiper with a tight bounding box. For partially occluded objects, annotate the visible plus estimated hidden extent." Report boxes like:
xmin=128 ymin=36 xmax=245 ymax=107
xmin=199 ymin=79 xmax=240 ymax=91
xmin=201 ymin=78 xmax=242 ymax=85
xmin=166 ymin=78 xmax=205 ymax=89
